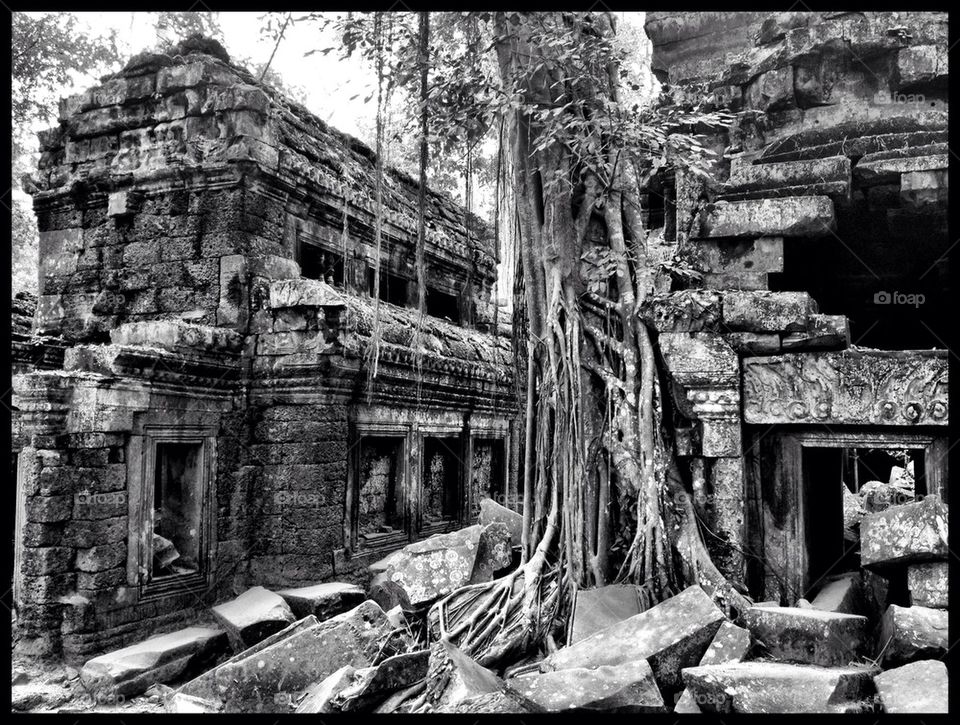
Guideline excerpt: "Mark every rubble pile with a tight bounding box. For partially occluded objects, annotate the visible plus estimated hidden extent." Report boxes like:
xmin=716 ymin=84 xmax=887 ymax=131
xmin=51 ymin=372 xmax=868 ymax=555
xmin=14 ymin=494 xmax=947 ymax=713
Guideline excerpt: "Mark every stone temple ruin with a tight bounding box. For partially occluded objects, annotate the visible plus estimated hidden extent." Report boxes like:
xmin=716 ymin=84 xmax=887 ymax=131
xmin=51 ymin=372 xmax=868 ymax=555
xmin=10 ymin=10 xmax=950 ymax=715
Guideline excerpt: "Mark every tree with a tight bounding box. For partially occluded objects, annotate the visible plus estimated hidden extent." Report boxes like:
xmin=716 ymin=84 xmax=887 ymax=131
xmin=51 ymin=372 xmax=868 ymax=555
xmin=319 ymin=11 xmax=748 ymax=674
xmin=11 ymin=12 xmax=122 ymax=294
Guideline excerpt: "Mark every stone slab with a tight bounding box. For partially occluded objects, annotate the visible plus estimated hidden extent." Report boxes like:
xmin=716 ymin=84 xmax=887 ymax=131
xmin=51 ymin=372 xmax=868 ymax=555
xmin=568 ymin=584 xmax=641 ymax=644
xmin=860 ymin=495 xmax=948 ymax=568
xmin=873 ymin=659 xmax=947 ymax=714
xmin=80 ymin=626 xmax=227 ymax=698
xmin=511 ymin=660 xmax=666 ymax=712
xmin=211 ymin=586 xmax=296 ymax=651
xmin=879 ymin=604 xmax=948 ymax=667
xmin=545 ymin=585 xmax=726 ymax=692
xmin=742 ymin=606 xmax=868 ymax=666
xmin=681 ymin=661 xmax=878 ymax=713
xmin=722 ymin=291 xmax=814 ymax=333
xmin=907 ymin=562 xmax=947 ymax=608
xmin=743 ymin=350 xmax=948 ymax=426
xmin=275 ymin=582 xmax=366 ymax=621
xmin=698 ymin=196 xmax=835 ymax=238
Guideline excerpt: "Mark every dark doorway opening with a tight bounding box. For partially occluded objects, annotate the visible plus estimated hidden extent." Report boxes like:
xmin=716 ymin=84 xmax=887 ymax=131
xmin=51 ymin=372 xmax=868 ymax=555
xmin=367 ymin=266 xmax=410 ymax=307
xmin=298 ymin=242 xmax=344 ymax=285
xmin=152 ymin=442 xmax=204 ymax=579
xmin=422 ymin=436 xmax=462 ymax=531
xmin=357 ymin=436 xmax=405 ymax=548
xmin=426 ymin=287 xmax=461 ymax=324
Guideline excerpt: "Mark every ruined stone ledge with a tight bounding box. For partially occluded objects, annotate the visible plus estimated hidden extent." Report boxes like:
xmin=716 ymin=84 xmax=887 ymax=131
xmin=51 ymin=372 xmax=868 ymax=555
xmin=63 ymin=345 xmax=241 ymax=389
xmin=110 ymin=320 xmax=244 ymax=353
xmin=854 ymin=153 xmax=947 ymax=185
xmin=743 ymin=349 xmax=948 ymax=425
xmin=726 ymin=156 xmax=850 ymax=194
xmin=697 ymin=197 xmax=835 ymax=238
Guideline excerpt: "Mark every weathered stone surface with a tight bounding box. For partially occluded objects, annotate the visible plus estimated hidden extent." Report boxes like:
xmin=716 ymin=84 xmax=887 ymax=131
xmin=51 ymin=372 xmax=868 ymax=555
xmin=478 ymin=497 xmax=523 ymax=545
xmin=781 ymin=314 xmax=849 ymax=351
xmin=639 ymin=290 xmax=722 ymax=333
xmin=873 ymin=659 xmax=948 ymax=714
xmin=896 ymin=44 xmax=948 ymax=89
xmin=568 ymin=584 xmax=641 ymax=644
xmin=269 ymin=278 xmax=346 ymax=309
xmin=879 ymin=604 xmax=948 ymax=666
xmin=511 ymin=660 xmax=665 ymax=712
xmin=179 ymin=601 xmax=392 ymax=712
xmin=332 ymin=650 xmax=430 ymax=712
xmin=907 ymin=562 xmax=947 ymax=608
xmin=742 ymin=606 xmax=868 ymax=666
xmin=811 ymin=573 xmax=863 ymax=615
xmin=686 ymin=236 xmax=784 ymax=275
xmin=743 ymin=350 xmax=949 ymax=426
xmin=545 ymin=585 xmax=726 ymax=692
xmin=901 ymin=168 xmax=948 ymax=210
xmin=447 ymin=690 xmax=535 ymax=713
xmin=724 ymin=331 xmax=780 ymax=355
xmin=274 ymin=582 xmax=365 ymax=621
xmin=367 ymin=572 xmax=414 ymax=613
xmin=471 ymin=522 xmax=514 ymax=582
xmin=294 ymin=665 xmax=356 ymax=713
xmin=726 ymin=157 xmax=850 ymax=194
xmin=109 ymin=320 xmax=243 ymax=353
xmin=372 ymin=524 xmax=498 ymax=606
xmin=681 ymin=661 xmax=878 ymax=713
xmin=211 ymin=586 xmax=296 ymax=651
xmin=855 ymin=153 xmax=947 ymax=184
xmin=80 ymin=626 xmax=227 ymax=698
xmin=860 ymin=495 xmax=948 ymax=568
xmin=698 ymin=197 xmax=835 ymax=238
xmin=859 ymin=480 xmax=914 ymax=513
xmin=722 ymin=291 xmax=814 ymax=333
xmin=674 ymin=687 xmax=702 ymax=713
xmin=423 ymin=639 xmax=509 ymax=712
xmin=698 ymin=620 xmax=752 ymax=666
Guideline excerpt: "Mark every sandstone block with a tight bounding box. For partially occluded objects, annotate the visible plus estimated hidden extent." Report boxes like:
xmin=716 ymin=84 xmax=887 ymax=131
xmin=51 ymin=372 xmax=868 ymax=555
xmin=742 ymin=606 xmax=868 ymax=666
xmin=211 ymin=586 xmax=296 ymax=651
xmin=873 ymin=659 xmax=947 ymax=714
xmin=907 ymin=562 xmax=947 ymax=608
xmin=879 ymin=604 xmax=948 ymax=666
xmin=545 ymin=585 xmax=726 ymax=692
xmin=511 ymin=660 xmax=665 ymax=712
xmin=860 ymin=495 xmax=948 ymax=568
xmin=275 ymin=582 xmax=365 ymax=620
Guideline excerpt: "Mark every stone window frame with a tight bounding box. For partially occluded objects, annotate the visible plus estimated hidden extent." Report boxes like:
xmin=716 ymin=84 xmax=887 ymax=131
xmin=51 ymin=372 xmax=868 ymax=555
xmin=749 ymin=427 xmax=948 ymax=603
xmin=465 ymin=430 xmax=511 ymax=517
xmin=417 ymin=425 xmax=468 ymax=538
xmin=126 ymin=424 xmax=218 ymax=600
xmin=345 ymin=420 xmax=414 ymax=557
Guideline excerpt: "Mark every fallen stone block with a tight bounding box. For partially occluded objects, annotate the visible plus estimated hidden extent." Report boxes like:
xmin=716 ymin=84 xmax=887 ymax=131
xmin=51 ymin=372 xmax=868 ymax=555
xmin=726 ymin=156 xmax=851 ymax=195
xmin=448 ymin=690 xmax=536 ymax=713
xmin=80 ymin=626 xmax=227 ymax=698
xmin=697 ymin=196 xmax=836 ymax=238
xmin=332 ymin=649 xmax=430 ymax=712
xmin=860 ymin=495 xmax=948 ymax=568
xmin=294 ymin=665 xmax=356 ymax=713
xmin=811 ymin=573 xmax=863 ymax=615
xmin=165 ymin=692 xmax=222 ymax=713
xmin=742 ymin=606 xmax=868 ymax=666
xmin=510 ymin=660 xmax=665 ymax=712
xmin=873 ymin=659 xmax=947 ymax=714
xmin=275 ymin=582 xmax=365 ymax=620
xmin=879 ymin=604 xmax=948 ymax=667
xmin=211 ymin=586 xmax=296 ymax=651
xmin=544 ymin=585 xmax=726 ymax=692
xmin=471 ymin=522 xmax=514 ymax=582
xmin=478 ymin=497 xmax=523 ymax=545
xmin=371 ymin=524 xmax=501 ymax=606
xmin=722 ymin=291 xmax=815 ymax=333
xmin=858 ymin=481 xmax=914 ymax=513
xmin=368 ymin=572 xmax=414 ymax=613
xmin=682 ymin=661 xmax=878 ymax=713
xmin=781 ymin=314 xmax=850 ymax=351
xmin=674 ymin=687 xmax=702 ymax=713
xmin=423 ymin=639 xmax=529 ymax=712
xmin=178 ymin=601 xmax=392 ymax=712
xmin=907 ymin=562 xmax=947 ymax=608
xmin=568 ymin=584 xmax=641 ymax=644
xmin=698 ymin=620 xmax=752 ymax=666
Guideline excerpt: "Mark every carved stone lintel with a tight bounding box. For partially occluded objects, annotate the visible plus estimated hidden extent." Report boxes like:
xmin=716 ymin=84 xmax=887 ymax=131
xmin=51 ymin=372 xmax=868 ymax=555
xmin=743 ymin=349 xmax=948 ymax=426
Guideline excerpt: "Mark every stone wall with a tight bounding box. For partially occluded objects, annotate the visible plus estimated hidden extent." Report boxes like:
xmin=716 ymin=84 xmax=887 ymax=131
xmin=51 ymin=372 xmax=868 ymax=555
xmin=13 ymin=37 xmax=519 ymax=661
xmin=643 ymin=11 xmax=949 ymax=597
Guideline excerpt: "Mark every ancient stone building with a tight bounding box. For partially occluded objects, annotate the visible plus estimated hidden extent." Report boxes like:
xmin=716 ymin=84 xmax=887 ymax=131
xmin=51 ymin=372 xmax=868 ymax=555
xmin=11 ymin=12 xmax=950 ymax=668
xmin=642 ymin=11 xmax=948 ymax=600
xmin=12 ymin=40 xmax=518 ymax=660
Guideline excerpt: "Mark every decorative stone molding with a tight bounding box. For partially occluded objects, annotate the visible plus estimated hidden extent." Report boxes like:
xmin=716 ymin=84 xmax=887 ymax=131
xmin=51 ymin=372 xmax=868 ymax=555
xmin=743 ymin=349 xmax=948 ymax=425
